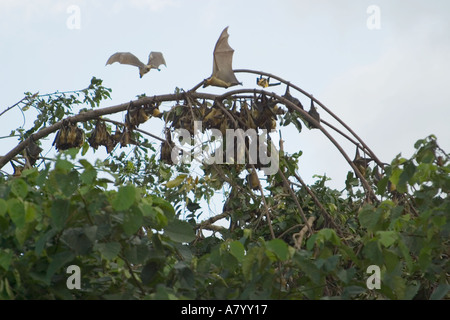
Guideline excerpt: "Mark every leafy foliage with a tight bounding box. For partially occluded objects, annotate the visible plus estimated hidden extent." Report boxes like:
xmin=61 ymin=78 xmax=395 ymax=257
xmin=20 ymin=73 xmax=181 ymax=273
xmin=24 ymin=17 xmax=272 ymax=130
xmin=0 ymin=78 xmax=448 ymax=300
xmin=0 ymin=135 xmax=448 ymax=299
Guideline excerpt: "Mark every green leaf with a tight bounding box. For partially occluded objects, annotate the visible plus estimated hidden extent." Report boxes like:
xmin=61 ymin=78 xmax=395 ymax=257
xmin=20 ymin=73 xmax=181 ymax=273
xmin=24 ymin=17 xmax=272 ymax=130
xmin=294 ymin=253 xmax=322 ymax=285
xmin=265 ymin=239 xmax=289 ymax=261
xmin=398 ymin=161 xmax=416 ymax=187
xmin=7 ymin=198 xmax=25 ymax=229
xmin=51 ymin=199 xmax=70 ymax=230
xmin=430 ymin=284 xmax=450 ymax=300
xmin=0 ymin=199 xmax=6 ymax=217
xmin=383 ymin=249 xmax=400 ymax=272
xmin=61 ymin=228 xmax=94 ymax=255
xmin=229 ymin=240 xmax=245 ymax=262
xmin=336 ymin=267 xmax=356 ymax=284
xmin=358 ymin=204 xmax=381 ymax=232
xmin=316 ymin=228 xmax=341 ymax=246
xmin=0 ymin=249 xmax=13 ymax=271
xmin=363 ymin=240 xmax=383 ymax=265
xmin=15 ymin=221 xmax=35 ymax=246
xmin=81 ymin=142 xmax=90 ymax=156
xmin=141 ymin=261 xmax=160 ymax=285
xmin=376 ymin=176 xmax=389 ymax=195
xmin=376 ymin=231 xmax=397 ymax=248
xmin=123 ymin=244 xmax=150 ymax=265
xmin=10 ymin=179 xmax=28 ymax=198
xmin=152 ymin=197 xmax=175 ymax=219
xmin=35 ymin=229 xmax=58 ymax=255
xmin=55 ymin=158 xmax=74 ymax=171
xmin=46 ymin=251 xmax=75 ymax=284
xmin=165 ymin=174 xmax=187 ymax=188
xmin=95 ymin=242 xmax=121 ymax=260
xmin=164 ymin=219 xmax=195 ymax=243
xmin=398 ymin=239 xmax=413 ymax=272
xmin=123 ymin=206 xmax=143 ymax=236
xmin=80 ymin=167 xmax=96 ymax=185
xmin=25 ymin=202 xmax=37 ymax=223
xmin=389 ymin=167 xmax=403 ymax=192
xmin=56 ymin=170 xmax=80 ymax=197
xmin=111 ymin=185 xmax=136 ymax=211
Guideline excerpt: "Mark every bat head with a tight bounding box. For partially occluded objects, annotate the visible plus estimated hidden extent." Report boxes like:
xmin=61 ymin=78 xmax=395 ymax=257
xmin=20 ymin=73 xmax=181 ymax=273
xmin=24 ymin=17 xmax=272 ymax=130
xmin=139 ymin=66 xmax=152 ymax=78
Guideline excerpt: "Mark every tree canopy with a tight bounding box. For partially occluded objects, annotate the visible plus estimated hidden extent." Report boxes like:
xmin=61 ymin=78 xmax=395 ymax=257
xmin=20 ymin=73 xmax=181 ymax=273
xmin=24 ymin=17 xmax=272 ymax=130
xmin=0 ymin=74 xmax=448 ymax=300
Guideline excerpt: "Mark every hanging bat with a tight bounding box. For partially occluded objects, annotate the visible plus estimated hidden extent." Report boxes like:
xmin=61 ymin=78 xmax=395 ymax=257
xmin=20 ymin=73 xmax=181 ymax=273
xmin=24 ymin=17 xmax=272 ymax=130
xmin=106 ymin=51 xmax=166 ymax=78
xmin=88 ymin=120 xmax=118 ymax=153
xmin=160 ymin=128 xmax=175 ymax=164
xmin=247 ymin=170 xmax=260 ymax=191
xmin=353 ymin=146 xmax=373 ymax=176
xmin=256 ymin=75 xmax=281 ymax=88
xmin=204 ymin=27 xmax=241 ymax=88
xmin=53 ymin=120 xmax=85 ymax=151
xmin=282 ymin=84 xmax=304 ymax=110
xmin=25 ymin=138 xmax=43 ymax=167
xmin=307 ymin=99 xmax=320 ymax=129
xmin=203 ymin=105 xmax=224 ymax=128
xmin=10 ymin=161 xmax=23 ymax=177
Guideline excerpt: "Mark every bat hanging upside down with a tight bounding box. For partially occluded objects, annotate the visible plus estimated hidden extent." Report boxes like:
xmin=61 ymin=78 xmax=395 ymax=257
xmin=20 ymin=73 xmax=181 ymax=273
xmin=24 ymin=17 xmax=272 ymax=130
xmin=204 ymin=26 xmax=242 ymax=88
xmin=106 ymin=51 xmax=166 ymax=78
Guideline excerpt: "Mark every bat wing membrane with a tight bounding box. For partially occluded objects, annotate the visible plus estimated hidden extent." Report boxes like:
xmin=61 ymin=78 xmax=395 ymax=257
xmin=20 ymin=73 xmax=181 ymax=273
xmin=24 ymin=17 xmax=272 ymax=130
xmin=148 ymin=52 xmax=166 ymax=68
xmin=212 ymin=27 xmax=240 ymax=86
xmin=106 ymin=52 xmax=145 ymax=68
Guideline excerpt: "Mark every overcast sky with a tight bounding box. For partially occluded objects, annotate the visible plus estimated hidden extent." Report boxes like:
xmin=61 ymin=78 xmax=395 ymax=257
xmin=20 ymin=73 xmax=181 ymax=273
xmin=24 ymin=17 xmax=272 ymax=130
xmin=1 ymin=0 xmax=449 ymax=198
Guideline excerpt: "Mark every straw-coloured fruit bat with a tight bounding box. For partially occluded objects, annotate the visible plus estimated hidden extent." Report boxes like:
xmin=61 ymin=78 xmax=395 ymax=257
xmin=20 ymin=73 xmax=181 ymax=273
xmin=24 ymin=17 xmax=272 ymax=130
xmin=112 ymin=127 xmax=137 ymax=148
xmin=239 ymin=100 xmax=257 ymax=130
xmin=256 ymin=75 xmax=281 ymax=88
xmin=204 ymin=27 xmax=241 ymax=88
xmin=88 ymin=120 xmax=117 ymax=153
xmin=106 ymin=51 xmax=166 ymax=78
xmin=307 ymin=99 xmax=320 ymax=129
xmin=125 ymin=101 xmax=162 ymax=128
xmin=25 ymin=138 xmax=42 ymax=167
xmin=252 ymin=93 xmax=283 ymax=130
xmin=282 ymin=85 xmax=304 ymax=110
xmin=53 ymin=120 xmax=85 ymax=151
xmin=10 ymin=161 xmax=23 ymax=177
xmin=203 ymin=105 xmax=225 ymax=128
xmin=160 ymin=128 xmax=175 ymax=164
xmin=247 ymin=170 xmax=260 ymax=190
xmin=353 ymin=146 xmax=373 ymax=176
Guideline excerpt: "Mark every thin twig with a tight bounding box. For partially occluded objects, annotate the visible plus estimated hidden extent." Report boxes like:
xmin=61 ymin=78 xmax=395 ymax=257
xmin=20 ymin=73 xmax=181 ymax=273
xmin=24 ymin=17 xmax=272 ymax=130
xmin=277 ymin=168 xmax=313 ymax=235
xmin=293 ymin=216 xmax=316 ymax=249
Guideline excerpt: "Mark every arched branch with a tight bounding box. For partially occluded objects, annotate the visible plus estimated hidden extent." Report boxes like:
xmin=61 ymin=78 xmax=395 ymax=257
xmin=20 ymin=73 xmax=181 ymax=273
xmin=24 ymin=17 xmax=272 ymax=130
xmin=233 ymin=69 xmax=385 ymax=169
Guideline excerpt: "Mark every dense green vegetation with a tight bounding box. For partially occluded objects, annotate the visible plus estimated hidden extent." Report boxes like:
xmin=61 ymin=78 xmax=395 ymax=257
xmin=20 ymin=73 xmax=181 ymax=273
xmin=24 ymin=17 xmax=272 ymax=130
xmin=0 ymin=79 xmax=448 ymax=299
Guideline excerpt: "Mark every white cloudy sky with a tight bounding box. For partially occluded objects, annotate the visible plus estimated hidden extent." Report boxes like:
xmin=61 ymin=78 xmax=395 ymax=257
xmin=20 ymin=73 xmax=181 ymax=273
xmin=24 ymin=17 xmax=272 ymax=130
xmin=1 ymin=0 xmax=449 ymax=195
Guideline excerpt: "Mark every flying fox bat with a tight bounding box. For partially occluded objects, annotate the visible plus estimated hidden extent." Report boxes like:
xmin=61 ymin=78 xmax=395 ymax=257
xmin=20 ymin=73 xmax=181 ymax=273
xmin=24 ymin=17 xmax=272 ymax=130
xmin=307 ymin=99 xmax=320 ymax=129
xmin=204 ymin=27 xmax=241 ymax=88
xmin=283 ymin=85 xmax=304 ymax=110
xmin=257 ymin=75 xmax=281 ymax=88
xmin=106 ymin=51 xmax=166 ymax=78
xmin=53 ymin=120 xmax=85 ymax=151
xmin=353 ymin=146 xmax=374 ymax=176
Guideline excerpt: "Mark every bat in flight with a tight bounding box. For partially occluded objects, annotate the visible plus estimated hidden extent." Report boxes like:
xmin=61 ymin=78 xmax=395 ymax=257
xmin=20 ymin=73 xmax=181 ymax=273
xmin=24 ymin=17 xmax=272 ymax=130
xmin=204 ymin=27 xmax=241 ymax=88
xmin=106 ymin=51 xmax=166 ymax=78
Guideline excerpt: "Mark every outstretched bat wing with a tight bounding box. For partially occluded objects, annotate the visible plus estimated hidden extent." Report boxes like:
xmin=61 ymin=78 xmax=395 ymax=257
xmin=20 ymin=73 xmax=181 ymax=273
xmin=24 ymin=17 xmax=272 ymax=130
xmin=106 ymin=52 xmax=145 ymax=68
xmin=147 ymin=51 xmax=166 ymax=69
xmin=211 ymin=27 xmax=240 ymax=87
